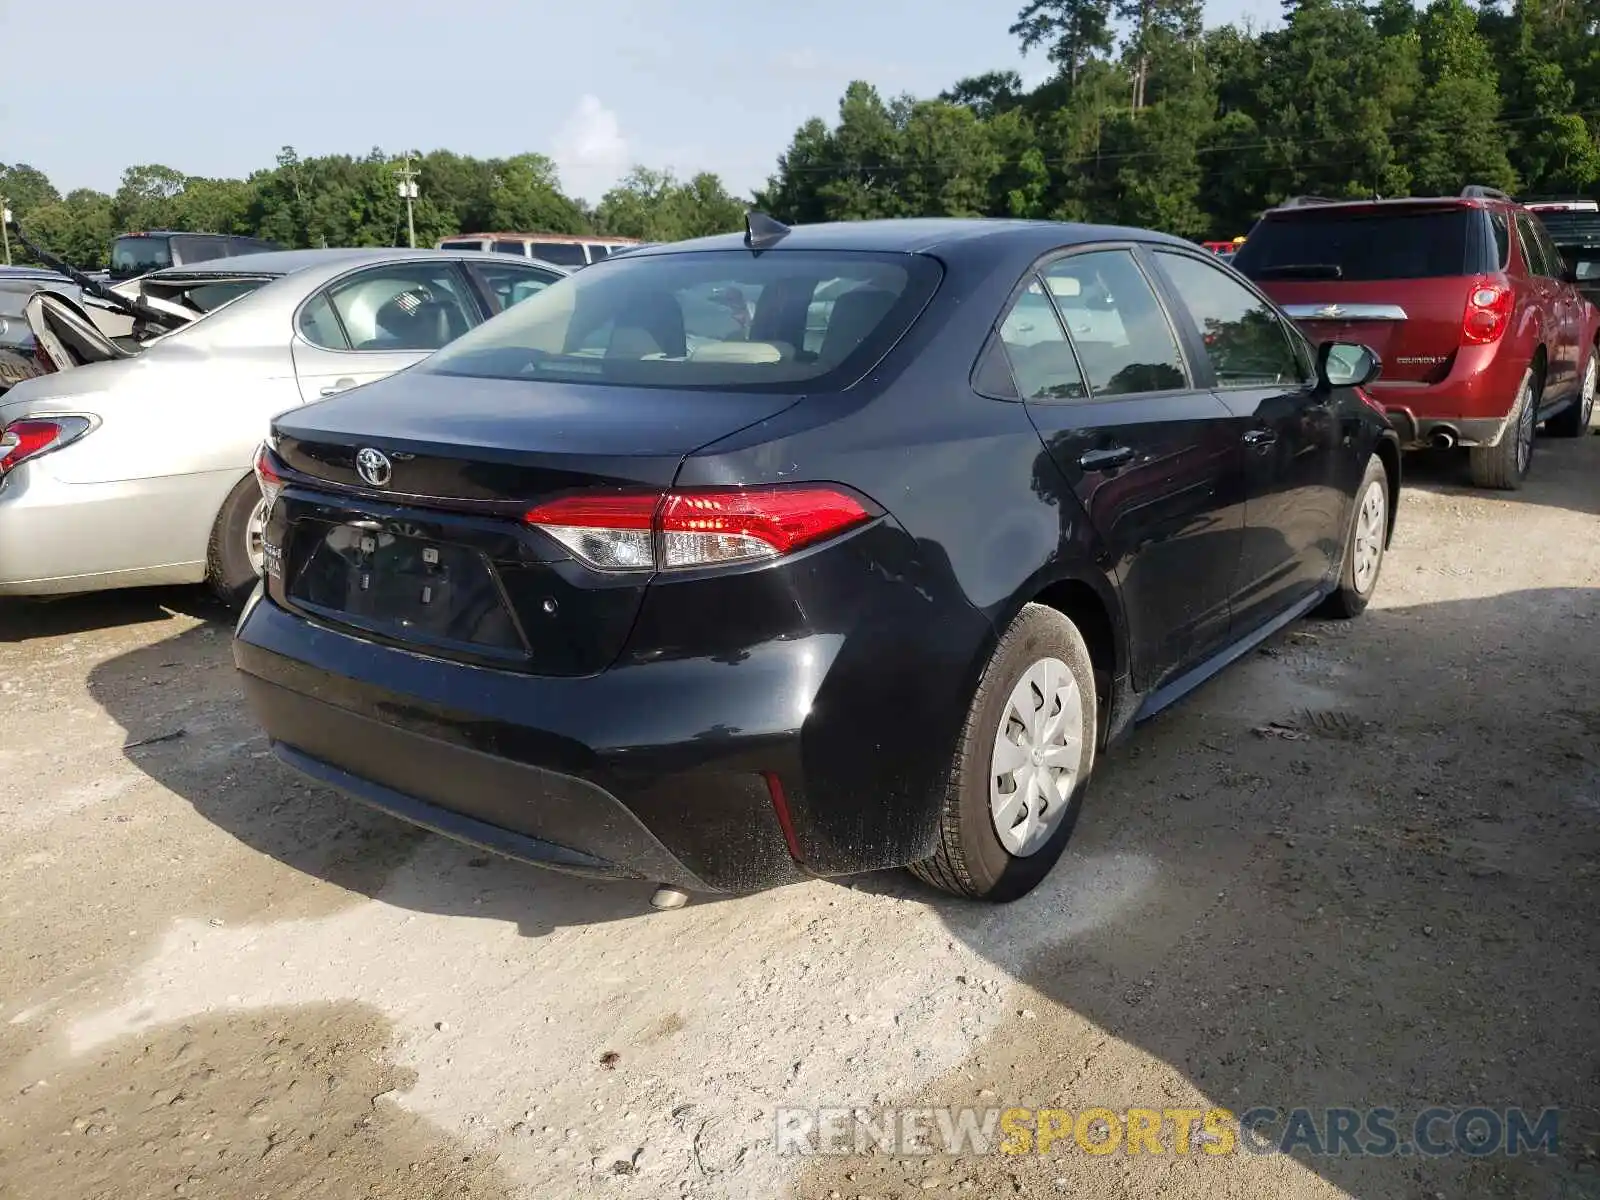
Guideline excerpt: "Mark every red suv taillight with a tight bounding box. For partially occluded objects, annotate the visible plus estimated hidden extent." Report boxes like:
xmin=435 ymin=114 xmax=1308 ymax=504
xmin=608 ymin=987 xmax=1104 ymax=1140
xmin=524 ymin=485 xmax=875 ymax=572
xmin=1461 ymin=279 xmax=1513 ymax=345
xmin=0 ymin=416 xmax=95 ymax=478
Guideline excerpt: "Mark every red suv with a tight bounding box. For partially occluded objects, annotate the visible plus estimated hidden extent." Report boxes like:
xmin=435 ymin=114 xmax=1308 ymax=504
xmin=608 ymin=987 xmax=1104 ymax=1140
xmin=1233 ymin=187 xmax=1599 ymax=489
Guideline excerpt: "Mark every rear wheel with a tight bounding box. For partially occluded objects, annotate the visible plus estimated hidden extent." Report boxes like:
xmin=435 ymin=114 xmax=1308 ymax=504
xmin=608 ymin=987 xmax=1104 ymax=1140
xmin=206 ymin=473 xmax=266 ymax=607
xmin=909 ymin=604 xmax=1097 ymax=903
xmin=1546 ymin=351 xmax=1596 ymax=438
xmin=1319 ymin=454 xmax=1389 ymax=619
xmin=1468 ymin=365 xmax=1537 ymax=490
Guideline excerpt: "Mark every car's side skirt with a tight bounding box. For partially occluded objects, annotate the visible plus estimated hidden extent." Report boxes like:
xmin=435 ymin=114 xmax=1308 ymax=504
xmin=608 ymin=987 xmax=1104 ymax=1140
xmin=1131 ymin=583 xmax=1335 ymax=725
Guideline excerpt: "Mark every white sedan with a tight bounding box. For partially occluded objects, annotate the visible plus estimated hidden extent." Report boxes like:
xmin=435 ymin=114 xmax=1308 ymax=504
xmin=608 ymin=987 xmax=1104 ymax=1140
xmin=0 ymin=247 xmax=565 ymax=602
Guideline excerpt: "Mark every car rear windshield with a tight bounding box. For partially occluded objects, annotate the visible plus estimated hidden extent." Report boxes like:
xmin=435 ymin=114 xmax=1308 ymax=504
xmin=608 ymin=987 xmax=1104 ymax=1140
xmin=109 ymin=235 xmax=173 ymax=280
xmin=1233 ymin=208 xmax=1479 ymax=281
xmin=141 ymin=276 xmax=275 ymax=315
xmin=1533 ymin=211 xmax=1600 ymax=248
xmin=422 ymin=249 xmax=943 ymax=393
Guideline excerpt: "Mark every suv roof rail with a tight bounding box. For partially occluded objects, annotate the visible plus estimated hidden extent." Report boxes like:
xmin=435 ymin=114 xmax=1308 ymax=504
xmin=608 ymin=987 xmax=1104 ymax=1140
xmin=1460 ymin=185 xmax=1512 ymax=201
xmin=1277 ymin=195 xmax=1339 ymax=209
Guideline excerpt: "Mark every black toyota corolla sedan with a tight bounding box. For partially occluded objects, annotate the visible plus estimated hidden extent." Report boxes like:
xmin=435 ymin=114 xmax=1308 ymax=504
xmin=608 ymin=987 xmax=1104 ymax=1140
xmin=236 ymin=215 xmax=1400 ymax=904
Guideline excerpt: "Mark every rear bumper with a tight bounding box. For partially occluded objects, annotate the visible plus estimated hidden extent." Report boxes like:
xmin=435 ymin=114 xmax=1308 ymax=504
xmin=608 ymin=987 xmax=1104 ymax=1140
xmin=0 ymin=464 xmax=205 ymax=594
xmin=1369 ymin=344 xmax=1524 ymax=448
xmin=234 ymin=586 xmax=991 ymax=892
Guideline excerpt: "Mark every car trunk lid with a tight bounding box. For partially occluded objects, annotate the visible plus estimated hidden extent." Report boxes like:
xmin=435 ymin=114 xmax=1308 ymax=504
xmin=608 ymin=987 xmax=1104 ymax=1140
xmin=1259 ymin=277 xmax=1478 ymax=384
xmin=268 ymin=372 xmax=802 ymax=675
xmin=1236 ymin=203 xmax=1494 ymax=384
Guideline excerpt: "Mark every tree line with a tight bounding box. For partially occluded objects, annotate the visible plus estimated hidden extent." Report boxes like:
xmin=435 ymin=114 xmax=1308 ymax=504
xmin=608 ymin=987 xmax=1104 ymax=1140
xmin=4 ymin=0 xmax=1599 ymax=268
xmin=759 ymin=0 xmax=1600 ymax=238
xmin=0 ymin=150 xmax=748 ymax=270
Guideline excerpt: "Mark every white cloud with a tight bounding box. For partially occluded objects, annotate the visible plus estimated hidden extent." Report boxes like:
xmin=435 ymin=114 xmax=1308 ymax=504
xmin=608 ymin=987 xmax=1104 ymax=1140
xmin=551 ymin=94 xmax=629 ymax=202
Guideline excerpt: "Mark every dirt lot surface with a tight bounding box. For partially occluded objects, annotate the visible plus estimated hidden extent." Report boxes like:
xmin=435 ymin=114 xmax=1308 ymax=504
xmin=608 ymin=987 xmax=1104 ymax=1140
xmin=2 ymin=438 xmax=1599 ymax=1200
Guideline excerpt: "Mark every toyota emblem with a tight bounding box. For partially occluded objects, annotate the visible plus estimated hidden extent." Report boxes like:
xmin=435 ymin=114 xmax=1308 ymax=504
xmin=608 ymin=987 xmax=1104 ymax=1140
xmin=355 ymin=447 xmax=392 ymax=488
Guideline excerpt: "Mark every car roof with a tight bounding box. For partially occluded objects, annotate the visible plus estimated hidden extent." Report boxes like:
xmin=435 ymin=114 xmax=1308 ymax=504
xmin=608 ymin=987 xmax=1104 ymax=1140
xmin=620 ymin=217 xmax=1197 ymax=258
xmin=148 ymin=246 xmax=571 ymax=281
xmin=1259 ymin=196 xmax=1505 ymax=219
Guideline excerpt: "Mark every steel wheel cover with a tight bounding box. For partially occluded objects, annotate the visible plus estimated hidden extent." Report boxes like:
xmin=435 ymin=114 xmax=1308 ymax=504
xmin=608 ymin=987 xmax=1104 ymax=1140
xmin=989 ymin=656 xmax=1084 ymax=857
xmin=1352 ymin=477 xmax=1386 ymax=595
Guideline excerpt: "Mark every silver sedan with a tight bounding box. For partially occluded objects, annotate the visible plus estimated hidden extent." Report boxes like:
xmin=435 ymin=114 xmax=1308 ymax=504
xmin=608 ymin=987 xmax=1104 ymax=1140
xmin=0 ymin=247 xmax=565 ymax=601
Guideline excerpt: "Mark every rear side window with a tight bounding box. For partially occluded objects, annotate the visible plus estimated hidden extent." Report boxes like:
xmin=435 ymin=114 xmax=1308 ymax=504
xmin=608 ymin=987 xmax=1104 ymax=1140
xmin=997 ymin=279 xmax=1086 ymax=400
xmin=422 ymin=249 xmax=942 ymax=393
xmin=439 ymin=239 xmax=484 ymax=252
xmin=1041 ymin=251 xmax=1187 ymax=396
xmin=1234 ymin=209 xmax=1476 ymax=281
xmin=1514 ymin=214 xmax=1555 ymax=277
xmin=1490 ymin=212 xmax=1511 ymax=269
xmin=589 ymin=245 xmax=611 ymax=260
xmin=493 ymin=240 xmax=529 ymax=255
xmin=530 ymin=241 xmax=589 ymax=267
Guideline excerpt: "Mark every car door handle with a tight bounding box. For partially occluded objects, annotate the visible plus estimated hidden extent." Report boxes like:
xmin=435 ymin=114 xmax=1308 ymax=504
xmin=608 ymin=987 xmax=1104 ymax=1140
xmin=320 ymin=377 xmax=358 ymax=396
xmin=1078 ymin=445 xmax=1136 ymax=471
xmin=1242 ymin=429 xmax=1278 ymax=448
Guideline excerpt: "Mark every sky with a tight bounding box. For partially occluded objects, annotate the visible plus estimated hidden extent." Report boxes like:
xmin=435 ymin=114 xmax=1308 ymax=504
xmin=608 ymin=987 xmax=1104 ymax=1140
xmin=0 ymin=0 xmax=1280 ymax=205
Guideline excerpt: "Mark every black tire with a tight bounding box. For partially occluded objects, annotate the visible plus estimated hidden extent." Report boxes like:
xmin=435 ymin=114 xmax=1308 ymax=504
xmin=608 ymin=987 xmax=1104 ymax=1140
xmin=1468 ymin=365 xmax=1537 ymax=490
xmin=1319 ymin=454 xmax=1390 ymax=620
xmin=206 ymin=473 xmax=265 ymax=607
xmin=909 ymin=603 xmax=1097 ymax=903
xmin=1546 ymin=349 xmax=1596 ymax=438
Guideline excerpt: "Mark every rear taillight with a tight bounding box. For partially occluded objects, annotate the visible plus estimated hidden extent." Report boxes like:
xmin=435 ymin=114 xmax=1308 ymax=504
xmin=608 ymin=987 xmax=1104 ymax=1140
xmin=524 ymin=485 xmax=875 ymax=572
xmin=0 ymin=416 xmax=94 ymax=478
xmin=254 ymin=441 xmax=284 ymax=511
xmin=1462 ymin=280 xmax=1513 ymax=345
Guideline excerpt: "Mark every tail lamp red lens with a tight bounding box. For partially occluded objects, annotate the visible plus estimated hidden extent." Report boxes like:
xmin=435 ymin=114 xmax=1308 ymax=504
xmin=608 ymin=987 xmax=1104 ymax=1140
xmin=524 ymin=485 xmax=874 ymax=572
xmin=254 ymin=441 xmax=285 ymax=511
xmin=0 ymin=416 xmax=94 ymax=478
xmin=1461 ymin=280 xmax=1513 ymax=345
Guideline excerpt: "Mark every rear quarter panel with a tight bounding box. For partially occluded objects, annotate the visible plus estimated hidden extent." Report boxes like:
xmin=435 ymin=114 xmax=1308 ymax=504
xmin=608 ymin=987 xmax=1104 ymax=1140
xmin=669 ymin=243 xmax=1130 ymax=873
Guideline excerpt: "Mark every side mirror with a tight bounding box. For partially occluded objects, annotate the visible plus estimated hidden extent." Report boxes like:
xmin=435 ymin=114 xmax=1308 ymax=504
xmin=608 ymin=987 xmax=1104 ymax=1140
xmin=1317 ymin=341 xmax=1382 ymax=389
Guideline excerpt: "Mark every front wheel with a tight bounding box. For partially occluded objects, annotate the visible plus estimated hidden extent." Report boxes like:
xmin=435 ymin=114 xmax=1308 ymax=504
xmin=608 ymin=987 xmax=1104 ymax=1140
xmin=1319 ymin=454 xmax=1390 ymax=619
xmin=1546 ymin=351 xmax=1595 ymax=438
xmin=206 ymin=473 xmax=267 ymax=607
xmin=909 ymin=604 xmax=1097 ymax=903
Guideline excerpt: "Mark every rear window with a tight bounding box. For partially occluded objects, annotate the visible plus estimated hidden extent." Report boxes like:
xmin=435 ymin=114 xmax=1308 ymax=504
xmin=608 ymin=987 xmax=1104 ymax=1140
xmin=1233 ymin=209 xmax=1478 ymax=281
xmin=141 ymin=277 xmax=272 ymax=314
xmin=1533 ymin=211 xmax=1600 ymax=248
xmin=109 ymin=236 xmax=172 ymax=280
xmin=422 ymin=249 xmax=942 ymax=393
xmin=529 ymin=241 xmax=589 ymax=267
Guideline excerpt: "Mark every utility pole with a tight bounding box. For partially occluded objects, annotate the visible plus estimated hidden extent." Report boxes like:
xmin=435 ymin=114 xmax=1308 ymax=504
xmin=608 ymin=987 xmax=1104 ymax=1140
xmin=1 ymin=199 xmax=11 ymax=266
xmin=395 ymin=154 xmax=420 ymax=249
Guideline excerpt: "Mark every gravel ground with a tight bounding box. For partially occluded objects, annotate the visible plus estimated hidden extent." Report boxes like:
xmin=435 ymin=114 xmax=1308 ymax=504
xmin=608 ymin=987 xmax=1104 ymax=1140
xmin=1 ymin=436 xmax=1598 ymax=1200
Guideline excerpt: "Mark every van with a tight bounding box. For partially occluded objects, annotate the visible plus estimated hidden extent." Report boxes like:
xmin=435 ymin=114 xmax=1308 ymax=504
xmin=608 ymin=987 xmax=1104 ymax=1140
xmin=108 ymin=231 xmax=285 ymax=281
xmin=433 ymin=232 xmax=644 ymax=269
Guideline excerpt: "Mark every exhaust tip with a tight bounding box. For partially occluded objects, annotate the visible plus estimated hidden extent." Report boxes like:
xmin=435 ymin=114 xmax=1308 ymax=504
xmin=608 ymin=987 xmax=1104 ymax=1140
xmin=1430 ymin=428 xmax=1457 ymax=450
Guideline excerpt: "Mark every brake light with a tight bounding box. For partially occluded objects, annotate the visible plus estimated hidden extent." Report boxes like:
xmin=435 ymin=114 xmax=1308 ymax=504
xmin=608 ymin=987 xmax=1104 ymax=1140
xmin=1462 ymin=280 xmax=1513 ymax=345
xmin=0 ymin=416 xmax=94 ymax=478
xmin=524 ymin=485 xmax=874 ymax=572
xmin=254 ymin=441 xmax=284 ymax=511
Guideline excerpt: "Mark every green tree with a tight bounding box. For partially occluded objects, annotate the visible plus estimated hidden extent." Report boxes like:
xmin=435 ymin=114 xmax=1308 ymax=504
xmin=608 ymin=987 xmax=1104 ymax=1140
xmin=596 ymin=168 xmax=745 ymax=240
xmin=1011 ymin=0 xmax=1116 ymax=85
xmin=1402 ymin=0 xmax=1517 ymax=195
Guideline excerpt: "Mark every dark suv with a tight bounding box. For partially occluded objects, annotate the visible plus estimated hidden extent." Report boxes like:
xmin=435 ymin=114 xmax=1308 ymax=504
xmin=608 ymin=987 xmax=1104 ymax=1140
xmin=1234 ymin=187 xmax=1599 ymax=489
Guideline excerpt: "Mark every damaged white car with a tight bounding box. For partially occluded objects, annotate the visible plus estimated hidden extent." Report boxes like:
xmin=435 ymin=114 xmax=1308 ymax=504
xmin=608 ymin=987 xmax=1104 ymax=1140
xmin=0 ymin=229 xmax=565 ymax=603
